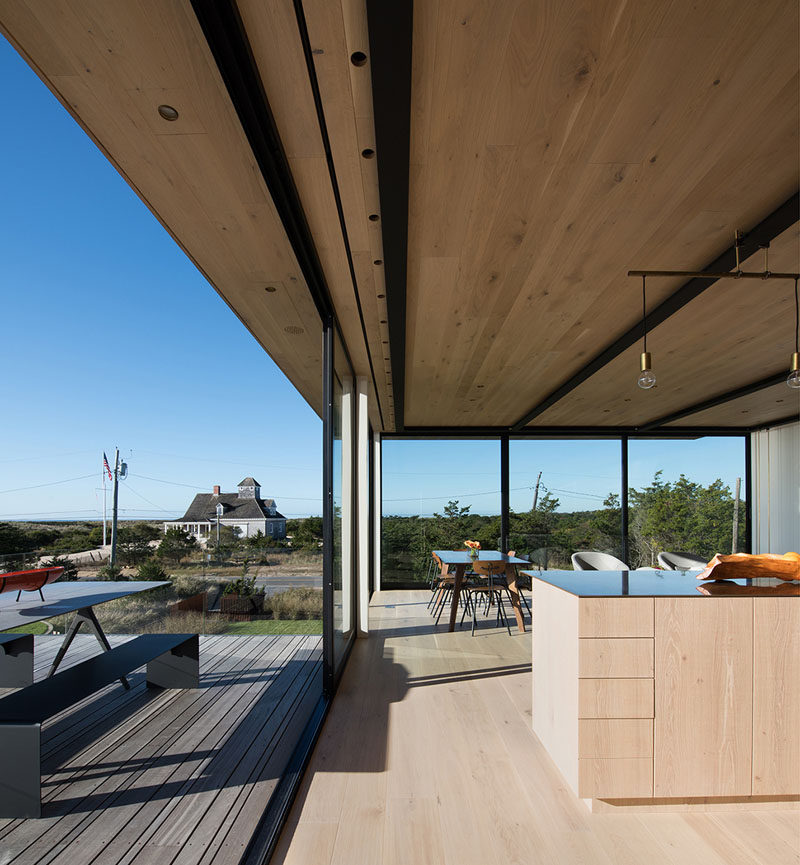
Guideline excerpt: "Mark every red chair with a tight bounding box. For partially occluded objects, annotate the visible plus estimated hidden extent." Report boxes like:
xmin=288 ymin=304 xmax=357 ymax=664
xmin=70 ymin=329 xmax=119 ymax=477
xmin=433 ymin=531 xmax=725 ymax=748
xmin=0 ymin=567 xmax=65 ymax=602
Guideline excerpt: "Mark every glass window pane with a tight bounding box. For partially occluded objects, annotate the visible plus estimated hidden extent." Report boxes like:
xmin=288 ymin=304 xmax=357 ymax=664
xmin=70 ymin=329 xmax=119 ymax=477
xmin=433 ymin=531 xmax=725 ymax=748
xmin=628 ymin=437 xmax=747 ymax=566
xmin=381 ymin=439 xmax=500 ymax=586
xmin=332 ymin=331 xmax=355 ymax=673
xmin=509 ymin=439 xmax=622 ymax=568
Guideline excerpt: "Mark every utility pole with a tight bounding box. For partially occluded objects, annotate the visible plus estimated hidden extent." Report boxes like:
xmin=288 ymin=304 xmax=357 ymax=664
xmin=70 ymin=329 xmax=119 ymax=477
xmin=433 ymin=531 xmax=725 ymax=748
xmin=102 ymin=467 xmax=107 ymax=546
xmin=732 ymin=476 xmax=741 ymax=553
xmin=532 ymin=471 xmax=542 ymax=512
xmin=110 ymin=448 xmax=120 ymax=566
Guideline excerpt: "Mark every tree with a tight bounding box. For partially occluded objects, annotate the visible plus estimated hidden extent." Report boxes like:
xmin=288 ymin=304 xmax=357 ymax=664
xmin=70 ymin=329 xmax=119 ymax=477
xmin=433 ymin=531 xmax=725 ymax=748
xmin=156 ymin=528 xmax=196 ymax=565
xmin=116 ymin=522 xmax=158 ymax=566
xmin=291 ymin=516 xmax=323 ymax=551
xmin=628 ymin=472 xmax=743 ymax=567
xmin=138 ymin=559 xmax=168 ymax=581
xmin=41 ymin=555 xmax=79 ymax=581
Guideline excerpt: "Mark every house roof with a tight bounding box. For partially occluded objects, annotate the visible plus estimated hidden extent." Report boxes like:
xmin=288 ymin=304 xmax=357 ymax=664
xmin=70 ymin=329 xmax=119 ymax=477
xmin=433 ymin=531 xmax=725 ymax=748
xmin=238 ymin=477 xmax=260 ymax=487
xmin=171 ymin=494 xmax=284 ymax=523
xmin=3 ymin=3 xmax=797 ymax=433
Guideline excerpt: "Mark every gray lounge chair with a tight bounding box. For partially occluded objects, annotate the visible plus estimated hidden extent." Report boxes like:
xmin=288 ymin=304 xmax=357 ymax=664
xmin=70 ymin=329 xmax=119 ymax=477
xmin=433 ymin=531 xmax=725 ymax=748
xmin=571 ymin=551 xmax=630 ymax=570
xmin=657 ymin=551 xmax=708 ymax=570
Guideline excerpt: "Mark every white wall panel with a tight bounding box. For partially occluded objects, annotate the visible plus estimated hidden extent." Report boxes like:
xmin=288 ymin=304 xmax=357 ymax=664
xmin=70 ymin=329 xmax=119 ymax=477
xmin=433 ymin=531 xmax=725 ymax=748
xmin=751 ymin=421 xmax=800 ymax=553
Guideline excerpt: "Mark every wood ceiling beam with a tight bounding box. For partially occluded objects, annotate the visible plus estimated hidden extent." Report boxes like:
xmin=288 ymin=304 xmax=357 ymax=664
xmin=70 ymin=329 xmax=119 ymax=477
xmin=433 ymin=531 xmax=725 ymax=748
xmin=290 ymin=0 xmax=385 ymax=430
xmin=189 ymin=0 xmax=335 ymax=324
xmin=392 ymin=427 xmax=752 ymax=439
xmin=511 ymin=193 xmax=800 ymax=431
xmin=367 ymin=0 xmax=413 ymax=431
xmin=636 ymin=372 xmax=789 ymax=431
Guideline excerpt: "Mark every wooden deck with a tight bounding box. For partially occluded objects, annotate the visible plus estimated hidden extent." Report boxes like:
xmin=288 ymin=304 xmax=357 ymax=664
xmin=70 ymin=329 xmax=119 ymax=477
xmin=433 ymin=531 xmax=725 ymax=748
xmin=272 ymin=590 xmax=799 ymax=865
xmin=0 ymin=633 xmax=322 ymax=865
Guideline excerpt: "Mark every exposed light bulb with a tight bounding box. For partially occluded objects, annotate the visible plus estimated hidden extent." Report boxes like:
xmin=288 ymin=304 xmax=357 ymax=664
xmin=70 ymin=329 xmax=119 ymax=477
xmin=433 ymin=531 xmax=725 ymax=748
xmin=638 ymin=351 xmax=656 ymax=389
xmin=788 ymin=353 xmax=800 ymax=389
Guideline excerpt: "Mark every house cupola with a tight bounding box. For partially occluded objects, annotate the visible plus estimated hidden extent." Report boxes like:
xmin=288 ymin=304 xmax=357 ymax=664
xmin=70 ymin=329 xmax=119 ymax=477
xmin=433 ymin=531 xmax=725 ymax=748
xmin=237 ymin=477 xmax=260 ymax=499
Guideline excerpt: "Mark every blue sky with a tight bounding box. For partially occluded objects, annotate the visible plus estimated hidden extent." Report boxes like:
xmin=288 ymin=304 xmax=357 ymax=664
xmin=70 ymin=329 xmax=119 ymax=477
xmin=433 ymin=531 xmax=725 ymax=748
xmin=383 ymin=437 xmax=747 ymax=517
xmin=0 ymin=35 xmax=322 ymax=520
xmin=0 ymin=35 xmax=747 ymax=523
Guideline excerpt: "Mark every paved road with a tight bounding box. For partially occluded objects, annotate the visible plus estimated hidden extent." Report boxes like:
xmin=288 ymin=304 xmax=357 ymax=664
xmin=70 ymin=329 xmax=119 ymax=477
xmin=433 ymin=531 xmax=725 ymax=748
xmin=253 ymin=573 xmax=322 ymax=596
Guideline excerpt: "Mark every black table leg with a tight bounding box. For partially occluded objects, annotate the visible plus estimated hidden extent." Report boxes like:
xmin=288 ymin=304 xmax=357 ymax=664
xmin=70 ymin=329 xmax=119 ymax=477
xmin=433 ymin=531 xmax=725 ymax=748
xmin=47 ymin=606 xmax=130 ymax=689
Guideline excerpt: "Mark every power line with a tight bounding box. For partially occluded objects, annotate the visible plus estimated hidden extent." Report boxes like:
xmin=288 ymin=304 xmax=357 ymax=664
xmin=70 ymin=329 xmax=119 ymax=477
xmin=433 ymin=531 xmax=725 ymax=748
xmin=121 ymin=481 xmax=173 ymax=513
xmin=0 ymin=474 xmax=96 ymax=495
xmin=134 ymin=450 xmax=320 ymax=473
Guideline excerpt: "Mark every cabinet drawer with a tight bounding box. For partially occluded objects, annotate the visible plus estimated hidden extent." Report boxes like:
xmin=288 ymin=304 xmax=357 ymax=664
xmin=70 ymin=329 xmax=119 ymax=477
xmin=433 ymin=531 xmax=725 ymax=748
xmin=579 ymin=678 xmax=654 ymax=719
xmin=579 ymin=719 xmax=653 ymax=758
xmin=579 ymin=638 xmax=654 ymax=678
xmin=579 ymin=758 xmax=653 ymax=798
xmin=579 ymin=598 xmax=653 ymax=638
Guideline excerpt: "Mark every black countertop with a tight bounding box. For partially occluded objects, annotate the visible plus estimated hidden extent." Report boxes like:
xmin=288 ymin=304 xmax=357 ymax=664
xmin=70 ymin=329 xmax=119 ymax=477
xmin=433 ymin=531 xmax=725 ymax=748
xmin=522 ymin=569 xmax=799 ymax=598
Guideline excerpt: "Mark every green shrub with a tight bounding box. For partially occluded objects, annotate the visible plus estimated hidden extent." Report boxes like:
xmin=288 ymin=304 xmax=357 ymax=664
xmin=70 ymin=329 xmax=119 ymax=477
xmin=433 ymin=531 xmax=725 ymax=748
xmin=137 ymin=559 xmax=168 ymax=581
xmin=97 ymin=563 xmax=124 ymax=581
xmin=264 ymin=587 xmax=323 ymax=620
xmin=40 ymin=556 xmax=79 ymax=581
xmin=223 ymin=576 xmax=262 ymax=596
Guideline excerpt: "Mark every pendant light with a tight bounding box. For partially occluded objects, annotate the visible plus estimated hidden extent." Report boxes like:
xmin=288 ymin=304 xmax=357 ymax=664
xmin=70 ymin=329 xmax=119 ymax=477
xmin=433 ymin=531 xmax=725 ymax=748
xmin=637 ymin=275 xmax=656 ymax=389
xmin=789 ymin=277 xmax=800 ymax=389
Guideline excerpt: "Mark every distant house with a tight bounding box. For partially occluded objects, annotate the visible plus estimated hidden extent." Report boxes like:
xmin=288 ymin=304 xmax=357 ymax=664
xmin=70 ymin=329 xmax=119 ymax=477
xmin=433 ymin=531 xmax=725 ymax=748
xmin=164 ymin=477 xmax=286 ymax=542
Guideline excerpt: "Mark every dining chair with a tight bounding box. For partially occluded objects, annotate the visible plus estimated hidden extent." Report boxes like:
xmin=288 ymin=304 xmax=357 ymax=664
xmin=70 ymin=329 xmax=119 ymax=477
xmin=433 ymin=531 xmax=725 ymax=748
xmin=657 ymin=551 xmax=708 ymax=570
xmin=459 ymin=559 xmax=512 ymax=636
xmin=571 ymin=551 xmax=630 ymax=570
xmin=506 ymin=551 xmax=531 ymax=616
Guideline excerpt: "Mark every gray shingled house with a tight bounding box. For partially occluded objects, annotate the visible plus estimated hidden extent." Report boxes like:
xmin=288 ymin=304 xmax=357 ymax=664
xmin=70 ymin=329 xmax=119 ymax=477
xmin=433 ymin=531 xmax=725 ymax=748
xmin=164 ymin=477 xmax=286 ymax=542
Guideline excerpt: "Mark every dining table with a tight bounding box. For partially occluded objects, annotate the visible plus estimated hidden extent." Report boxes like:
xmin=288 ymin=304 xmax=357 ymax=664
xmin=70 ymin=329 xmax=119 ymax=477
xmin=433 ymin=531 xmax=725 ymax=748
xmin=432 ymin=550 xmax=530 ymax=633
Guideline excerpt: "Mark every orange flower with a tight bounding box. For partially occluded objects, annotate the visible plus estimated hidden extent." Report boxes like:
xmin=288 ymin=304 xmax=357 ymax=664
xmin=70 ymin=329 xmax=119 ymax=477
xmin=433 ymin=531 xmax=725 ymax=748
xmin=464 ymin=540 xmax=481 ymax=550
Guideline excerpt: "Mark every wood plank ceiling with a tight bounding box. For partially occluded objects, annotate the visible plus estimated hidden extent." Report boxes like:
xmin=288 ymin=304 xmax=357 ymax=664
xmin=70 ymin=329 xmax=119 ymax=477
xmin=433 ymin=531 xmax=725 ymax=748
xmin=405 ymin=0 xmax=799 ymax=431
xmin=1 ymin=0 xmax=798 ymax=433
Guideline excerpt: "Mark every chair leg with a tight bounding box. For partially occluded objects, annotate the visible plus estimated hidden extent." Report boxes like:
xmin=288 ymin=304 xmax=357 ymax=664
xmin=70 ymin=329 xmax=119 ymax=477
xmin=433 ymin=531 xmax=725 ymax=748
xmin=495 ymin=590 xmax=512 ymax=635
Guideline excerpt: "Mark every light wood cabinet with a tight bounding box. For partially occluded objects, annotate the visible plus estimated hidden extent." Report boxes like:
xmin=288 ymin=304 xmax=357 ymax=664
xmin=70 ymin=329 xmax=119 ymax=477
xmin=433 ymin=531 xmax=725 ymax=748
xmin=579 ymin=598 xmax=653 ymax=637
xmin=654 ymin=598 xmax=753 ymax=797
xmin=579 ymin=638 xmax=653 ymax=678
xmin=752 ymin=598 xmax=800 ymax=794
xmin=579 ymin=678 xmax=654 ymax=720
xmin=578 ymin=719 xmax=653 ymax=759
xmin=533 ymin=578 xmax=799 ymax=808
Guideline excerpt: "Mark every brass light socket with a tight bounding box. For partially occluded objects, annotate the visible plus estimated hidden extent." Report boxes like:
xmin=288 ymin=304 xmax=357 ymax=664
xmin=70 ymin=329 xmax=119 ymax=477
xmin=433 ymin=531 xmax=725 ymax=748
xmin=640 ymin=351 xmax=652 ymax=372
xmin=791 ymin=352 xmax=799 ymax=373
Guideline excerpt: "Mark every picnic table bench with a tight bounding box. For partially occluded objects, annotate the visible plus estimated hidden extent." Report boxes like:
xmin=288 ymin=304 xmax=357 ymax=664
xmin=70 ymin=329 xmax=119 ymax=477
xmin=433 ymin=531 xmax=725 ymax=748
xmin=0 ymin=632 xmax=199 ymax=818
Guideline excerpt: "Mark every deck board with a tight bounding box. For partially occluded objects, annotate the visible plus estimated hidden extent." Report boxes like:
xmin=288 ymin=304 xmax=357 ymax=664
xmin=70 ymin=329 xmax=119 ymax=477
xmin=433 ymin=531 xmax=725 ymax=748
xmin=272 ymin=590 xmax=797 ymax=865
xmin=0 ymin=633 xmax=322 ymax=865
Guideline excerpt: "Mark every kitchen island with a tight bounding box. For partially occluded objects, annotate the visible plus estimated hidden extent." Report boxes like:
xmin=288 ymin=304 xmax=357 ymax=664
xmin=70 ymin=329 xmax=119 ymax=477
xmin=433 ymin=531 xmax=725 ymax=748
xmin=526 ymin=569 xmax=799 ymax=810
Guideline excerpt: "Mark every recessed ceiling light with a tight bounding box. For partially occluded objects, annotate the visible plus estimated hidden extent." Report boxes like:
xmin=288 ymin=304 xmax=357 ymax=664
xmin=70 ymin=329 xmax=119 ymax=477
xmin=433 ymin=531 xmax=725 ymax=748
xmin=361 ymin=148 xmax=375 ymax=159
xmin=158 ymin=104 xmax=179 ymax=121
xmin=373 ymin=259 xmax=383 ymax=265
xmin=369 ymin=214 xmax=380 ymax=222
xmin=264 ymin=285 xmax=277 ymax=293
xmin=350 ymin=51 xmax=367 ymax=67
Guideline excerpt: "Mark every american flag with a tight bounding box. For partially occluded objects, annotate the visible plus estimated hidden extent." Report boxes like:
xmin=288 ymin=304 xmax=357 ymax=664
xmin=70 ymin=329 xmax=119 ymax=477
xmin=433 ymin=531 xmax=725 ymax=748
xmin=103 ymin=452 xmax=113 ymax=481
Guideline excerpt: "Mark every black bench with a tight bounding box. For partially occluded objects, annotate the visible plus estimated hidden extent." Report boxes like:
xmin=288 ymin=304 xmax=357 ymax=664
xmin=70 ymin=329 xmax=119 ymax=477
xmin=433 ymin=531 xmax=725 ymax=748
xmin=0 ymin=633 xmax=34 ymax=688
xmin=0 ymin=633 xmax=199 ymax=818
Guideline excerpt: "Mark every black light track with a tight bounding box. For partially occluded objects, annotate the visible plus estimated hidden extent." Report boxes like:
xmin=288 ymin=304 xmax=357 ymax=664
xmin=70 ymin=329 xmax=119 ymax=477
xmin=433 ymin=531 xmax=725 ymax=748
xmin=367 ymin=0 xmax=413 ymax=432
xmin=512 ymin=193 xmax=800 ymax=431
xmin=636 ymin=372 xmax=788 ymax=431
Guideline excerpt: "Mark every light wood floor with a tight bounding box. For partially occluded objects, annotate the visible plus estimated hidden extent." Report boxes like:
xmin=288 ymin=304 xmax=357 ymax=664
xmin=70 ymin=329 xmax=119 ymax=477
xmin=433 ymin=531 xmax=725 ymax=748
xmin=0 ymin=633 xmax=322 ymax=865
xmin=271 ymin=590 xmax=800 ymax=865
